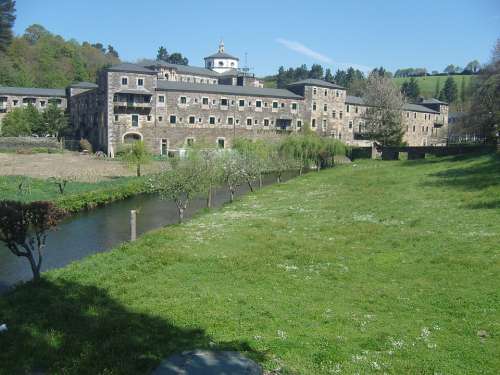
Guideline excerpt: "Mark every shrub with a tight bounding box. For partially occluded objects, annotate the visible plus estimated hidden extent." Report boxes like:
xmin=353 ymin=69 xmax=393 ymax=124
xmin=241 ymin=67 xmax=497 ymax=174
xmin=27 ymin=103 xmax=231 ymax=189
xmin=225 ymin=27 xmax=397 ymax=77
xmin=79 ymin=139 xmax=93 ymax=153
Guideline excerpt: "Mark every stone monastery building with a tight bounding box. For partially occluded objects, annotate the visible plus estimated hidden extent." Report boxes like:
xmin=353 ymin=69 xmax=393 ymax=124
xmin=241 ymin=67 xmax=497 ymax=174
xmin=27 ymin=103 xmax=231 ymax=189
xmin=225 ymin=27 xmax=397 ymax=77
xmin=0 ymin=42 xmax=449 ymax=156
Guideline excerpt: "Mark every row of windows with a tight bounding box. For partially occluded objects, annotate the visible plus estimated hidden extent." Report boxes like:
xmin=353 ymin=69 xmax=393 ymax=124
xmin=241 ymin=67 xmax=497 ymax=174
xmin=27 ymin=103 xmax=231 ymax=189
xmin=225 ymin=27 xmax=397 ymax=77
xmin=0 ymin=97 xmax=63 ymax=108
xmin=161 ymin=95 xmax=299 ymax=110
xmin=312 ymin=87 xmax=343 ymax=98
xmin=121 ymin=76 xmax=144 ymax=87
xmin=406 ymin=111 xmax=435 ymax=120
xmin=114 ymin=114 xmax=303 ymax=128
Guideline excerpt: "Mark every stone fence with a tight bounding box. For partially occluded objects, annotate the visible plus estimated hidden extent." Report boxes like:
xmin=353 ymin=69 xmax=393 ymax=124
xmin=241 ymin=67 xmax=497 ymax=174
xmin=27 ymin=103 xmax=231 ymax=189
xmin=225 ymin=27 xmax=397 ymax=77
xmin=0 ymin=137 xmax=62 ymax=152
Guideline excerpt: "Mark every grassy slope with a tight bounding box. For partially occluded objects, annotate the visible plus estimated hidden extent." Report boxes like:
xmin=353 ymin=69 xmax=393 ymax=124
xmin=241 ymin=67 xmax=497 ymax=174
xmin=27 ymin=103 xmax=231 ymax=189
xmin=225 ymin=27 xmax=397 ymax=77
xmin=393 ymin=75 xmax=473 ymax=99
xmin=0 ymin=176 xmax=147 ymax=212
xmin=0 ymin=154 xmax=499 ymax=374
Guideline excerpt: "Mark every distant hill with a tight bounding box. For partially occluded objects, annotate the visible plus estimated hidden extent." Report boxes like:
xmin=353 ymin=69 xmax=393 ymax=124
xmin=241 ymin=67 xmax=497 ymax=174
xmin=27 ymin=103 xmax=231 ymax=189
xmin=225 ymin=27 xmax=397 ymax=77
xmin=392 ymin=74 xmax=474 ymax=100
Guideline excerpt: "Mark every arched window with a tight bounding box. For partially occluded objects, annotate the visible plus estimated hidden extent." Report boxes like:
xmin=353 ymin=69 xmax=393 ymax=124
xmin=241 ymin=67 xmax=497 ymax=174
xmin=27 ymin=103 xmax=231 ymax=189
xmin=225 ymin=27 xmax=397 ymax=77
xmin=219 ymin=61 xmax=224 ymax=66
xmin=123 ymin=133 xmax=142 ymax=143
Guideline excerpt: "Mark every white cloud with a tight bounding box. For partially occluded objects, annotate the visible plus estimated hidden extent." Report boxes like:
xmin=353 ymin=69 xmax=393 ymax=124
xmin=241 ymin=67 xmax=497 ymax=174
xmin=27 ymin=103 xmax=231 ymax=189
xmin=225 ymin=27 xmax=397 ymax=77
xmin=276 ymin=38 xmax=372 ymax=73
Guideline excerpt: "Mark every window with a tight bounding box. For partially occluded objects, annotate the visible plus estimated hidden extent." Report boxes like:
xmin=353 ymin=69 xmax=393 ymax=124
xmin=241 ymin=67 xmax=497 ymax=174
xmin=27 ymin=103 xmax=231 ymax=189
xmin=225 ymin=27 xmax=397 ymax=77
xmin=137 ymin=78 xmax=144 ymax=86
xmin=221 ymin=98 xmax=228 ymax=106
xmin=312 ymin=119 xmax=316 ymax=128
xmin=256 ymin=100 xmax=262 ymax=108
xmin=13 ymin=100 xmax=18 ymax=106
xmin=246 ymin=118 xmax=252 ymax=126
xmin=355 ymin=106 xmax=358 ymax=114
xmin=161 ymin=139 xmax=168 ymax=156
xmin=209 ymin=116 xmax=216 ymax=125
xmin=264 ymin=118 xmax=269 ymax=127
xmin=158 ymin=95 xmax=165 ymax=103
xmin=346 ymin=105 xmax=350 ymax=113
xmin=180 ymin=96 xmax=187 ymax=104
xmin=198 ymin=117 xmax=202 ymax=123
xmin=202 ymin=97 xmax=209 ymax=105
xmin=313 ymin=102 xmax=317 ymax=111
xmin=412 ymin=125 xmax=416 ymax=132
xmin=217 ymin=138 xmax=225 ymax=149
xmin=339 ymin=111 xmax=343 ymax=119
xmin=323 ymin=104 xmax=327 ymax=112
xmin=40 ymin=101 xmax=46 ymax=108
xmin=349 ymin=120 xmax=353 ymax=129
xmin=189 ymin=116 xmax=196 ymax=124
xmin=332 ymin=110 xmax=336 ymax=119
xmin=186 ymin=138 xmax=194 ymax=147
xmin=158 ymin=116 xmax=163 ymax=122
xmin=227 ymin=117 xmax=234 ymax=125
xmin=281 ymin=102 xmax=285 ymax=108
xmin=324 ymin=89 xmax=328 ymax=96
xmin=132 ymin=114 xmax=139 ymax=127
xmin=121 ymin=77 xmax=128 ymax=85
xmin=336 ymin=90 xmax=339 ymax=97
xmin=313 ymin=87 xmax=317 ymax=95
xmin=291 ymin=102 xmax=297 ymax=110
xmin=169 ymin=115 xmax=176 ymax=124
xmin=114 ymin=115 xmax=119 ymax=121
xmin=297 ymin=120 xmax=302 ymax=128
xmin=254 ymin=119 xmax=258 ymax=125
xmin=322 ymin=119 xmax=327 ymax=131
xmin=147 ymin=115 xmax=152 ymax=121
xmin=272 ymin=101 xmax=278 ymax=109
xmin=407 ymin=112 xmax=410 ymax=118
xmin=414 ymin=112 xmax=417 ymax=119
xmin=239 ymin=99 xmax=245 ymax=107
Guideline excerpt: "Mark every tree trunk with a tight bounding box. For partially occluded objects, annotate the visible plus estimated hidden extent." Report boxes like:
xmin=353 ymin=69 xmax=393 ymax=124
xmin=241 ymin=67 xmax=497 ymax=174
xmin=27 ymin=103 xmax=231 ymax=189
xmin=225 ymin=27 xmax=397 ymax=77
xmin=26 ymin=251 xmax=41 ymax=282
xmin=277 ymin=173 xmax=281 ymax=184
xmin=247 ymin=180 xmax=254 ymax=192
xmin=207 ymin=185 xmax=212 ymax=209
xmin=259 ymin=173 xmax=263 ymax=189
xmin=229 ymin=188 xmax=234 ymax=203
xmin=299 ymin=166 xmax=303 ymax=176
xmin=136 ymin=164 xmax=141 ymax=177
xmin=178 ymin=207 xmax=184 ymax=223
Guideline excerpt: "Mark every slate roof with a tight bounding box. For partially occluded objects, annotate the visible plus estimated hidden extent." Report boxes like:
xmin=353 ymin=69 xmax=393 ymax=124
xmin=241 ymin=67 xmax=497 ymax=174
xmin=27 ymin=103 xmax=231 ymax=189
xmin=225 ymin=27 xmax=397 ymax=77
xmin=0 ymin=86 xmax=65 ymax=97
xmin=345 ymin=95 xmax=440 ymax=114
xmin=156 ymin=81 xmax=302 ymax=99
xmin=70 ymin=82 xmax=98 ymax=89
xmin=287 ymin=79 xmax=345 ymax=90
xmin=107 ymin=63 xmax=156 ymax=74
xmin=140 ymin=60 xmax=220 ymax=78
xmin=421 ymin=98 xmax=448 ymax=105
xmin=204 ymin=52 xmax=239 ymax=60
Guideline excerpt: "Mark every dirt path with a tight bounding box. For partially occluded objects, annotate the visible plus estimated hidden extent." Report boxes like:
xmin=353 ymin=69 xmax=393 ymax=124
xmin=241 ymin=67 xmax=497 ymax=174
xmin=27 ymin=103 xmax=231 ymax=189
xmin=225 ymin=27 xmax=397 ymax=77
xmin=0 ymin=152 xmax=163 ymax=181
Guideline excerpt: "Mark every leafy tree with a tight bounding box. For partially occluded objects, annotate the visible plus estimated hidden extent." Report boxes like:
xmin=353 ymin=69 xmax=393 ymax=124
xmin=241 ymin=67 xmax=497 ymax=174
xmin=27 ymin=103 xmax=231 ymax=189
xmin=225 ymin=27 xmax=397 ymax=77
xmin=444 ymin=64 xmax=457 ymax=74
xmin=268 ymin=147 xmax=299 ymax=182
xmin=232 ymin=138 xmax=271 ymax=189
xmin=401 ymin=77 xmax=420 ymax=101
xmin=439 ymin=76 xmax=458 ymax=103
xmin=0 ymin=200 xmax=65 ymax=281
xmin=121 ymin=141 xmax=152 ymax=177
xmin=0 ymin=0 xmax=15 ymax=51
xmin=434 ymin=78 xmax=441 ymax=98
xmin=309 ymin=64 xmax=324 ymax=79
xmin=220 ymin=151 xmax=247 ymax=203
xmin=39 ymin=103 xmax=67 ymax=137
xmin=363 ymin=74 xmax=405 ymax=146
xmin=168 ymin=52 xmax=188 ymax=65
xmin=157 ymin=46 xmax=168 ymax=61
xmin=151 ymin=156 xmax=205 ymax=222
xmin=107 ymin=45 xmax=119 ymax=58
xmin=324 ymin=68 xmax=334 ymax=82
xmin=460 ymin=77 xmax=467 ymax=104
xmin=466 ymin=38 xmax=500 ymax=143
xmin=464 ymin=60 xmax=481 ymax=73
xmin=0 ymin=104 xmax=41 ymax=136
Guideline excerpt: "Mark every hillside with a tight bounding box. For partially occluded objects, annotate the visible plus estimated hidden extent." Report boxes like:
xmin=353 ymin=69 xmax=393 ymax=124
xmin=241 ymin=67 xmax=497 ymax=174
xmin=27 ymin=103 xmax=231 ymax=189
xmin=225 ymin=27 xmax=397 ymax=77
xmin=1 ymin=153 xmax=499 ymax=374
xmin=393 ymin=74 xmax=474 ymax=100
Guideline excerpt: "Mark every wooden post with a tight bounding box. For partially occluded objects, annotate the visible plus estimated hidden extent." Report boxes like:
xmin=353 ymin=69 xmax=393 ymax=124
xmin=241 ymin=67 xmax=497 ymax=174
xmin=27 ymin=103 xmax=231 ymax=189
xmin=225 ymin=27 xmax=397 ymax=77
xmin=130 ymin=210 xmax=137 ymax=241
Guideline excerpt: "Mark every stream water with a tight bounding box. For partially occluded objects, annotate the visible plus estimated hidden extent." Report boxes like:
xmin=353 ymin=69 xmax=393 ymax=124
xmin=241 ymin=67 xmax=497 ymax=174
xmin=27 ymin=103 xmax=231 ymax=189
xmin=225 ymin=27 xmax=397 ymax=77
xmin=0 ymin=172 xmax=298 ymax=293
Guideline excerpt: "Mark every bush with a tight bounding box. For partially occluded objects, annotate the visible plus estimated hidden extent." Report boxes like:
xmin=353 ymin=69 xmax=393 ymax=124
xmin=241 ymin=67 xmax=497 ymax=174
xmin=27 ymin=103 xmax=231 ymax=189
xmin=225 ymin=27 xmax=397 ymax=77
xmin=79 ymin=139 xmax=93 ymax=153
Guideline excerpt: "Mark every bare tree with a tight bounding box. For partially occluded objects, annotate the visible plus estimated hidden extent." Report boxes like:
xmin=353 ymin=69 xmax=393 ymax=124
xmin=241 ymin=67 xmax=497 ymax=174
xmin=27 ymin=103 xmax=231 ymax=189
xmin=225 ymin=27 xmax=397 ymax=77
xmin=363 ymin=74 xmax=406 ymax=146
xmin=0 ymin=201 xmax=65 ymax=282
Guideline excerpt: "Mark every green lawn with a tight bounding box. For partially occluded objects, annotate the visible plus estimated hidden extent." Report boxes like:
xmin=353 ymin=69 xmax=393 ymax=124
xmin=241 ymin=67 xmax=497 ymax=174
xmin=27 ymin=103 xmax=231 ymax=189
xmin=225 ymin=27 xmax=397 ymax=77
xmin=0 ymin=176 xmax=147 ymax=212
xmin=393 ymin=75 xmax=474 ymax=100
xmin=0 ymin=154 xmax=499 ymax=374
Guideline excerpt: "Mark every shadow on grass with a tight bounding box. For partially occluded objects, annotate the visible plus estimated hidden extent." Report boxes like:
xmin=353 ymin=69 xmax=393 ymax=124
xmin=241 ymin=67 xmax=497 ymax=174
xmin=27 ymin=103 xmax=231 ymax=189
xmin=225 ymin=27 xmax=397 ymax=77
xmin=422 ymin=153 xmax=500 ymax=191
xmin=398 ymin=151 xmax=497 ymax=167
xmin=0 ymin=279 xmax=265 ymax=374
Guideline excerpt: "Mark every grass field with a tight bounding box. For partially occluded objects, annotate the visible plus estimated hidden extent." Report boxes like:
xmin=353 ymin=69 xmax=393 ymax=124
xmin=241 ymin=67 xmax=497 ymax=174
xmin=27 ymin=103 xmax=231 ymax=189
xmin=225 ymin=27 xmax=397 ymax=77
xmin=393 ymin=74 xmax=474 ymax=99
xmin=0 ymin=153 xmax=499 ymax=374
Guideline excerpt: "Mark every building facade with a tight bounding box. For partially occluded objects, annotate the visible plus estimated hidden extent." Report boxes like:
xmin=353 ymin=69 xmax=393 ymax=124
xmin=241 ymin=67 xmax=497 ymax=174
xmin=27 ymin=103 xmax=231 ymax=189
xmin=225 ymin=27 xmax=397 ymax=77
xmin=0 ymin=43 xmax=449 ymax=154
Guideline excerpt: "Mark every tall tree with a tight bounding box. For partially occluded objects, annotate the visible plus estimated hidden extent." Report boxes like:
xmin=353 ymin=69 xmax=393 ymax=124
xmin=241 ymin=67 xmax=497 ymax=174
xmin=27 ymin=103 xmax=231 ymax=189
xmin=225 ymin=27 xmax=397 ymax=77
xmin=107 ymin=45 xmax=119 ymax=58
xmin=324 ymin=68 xmax=334 ymax=82
xmin=440 ymin=76 xmax=458 ymax=103
xmin=460 ymin=77 xmax=467 ymax=104
xmin=401 ymin=77 xmax=420 ymax=101
xmin=157 ymin=46 xmax=168 ymax=61
xmin=444 ymin=64 xmax=456 ymax=74
xmin=464 ymin=60 xmax=481 ymax=73
xmin=309 ymin=64 xmax=324 ymax=79
xmin=362 ymin=75 xmax=405 ymax=146
xmin=0 ymin=0 xmax=15 ymax=51
xmin=167 ymin=52 xmax=188 ymax=65
xmin=434 ymin=78 xmax=441 ymax=98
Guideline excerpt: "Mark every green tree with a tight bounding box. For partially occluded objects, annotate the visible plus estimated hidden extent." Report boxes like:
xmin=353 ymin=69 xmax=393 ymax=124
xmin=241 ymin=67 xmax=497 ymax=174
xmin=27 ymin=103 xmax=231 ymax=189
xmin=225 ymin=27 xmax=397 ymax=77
xmin=434 ymin=78 xmax=441 ymax=98
xmin=121 ymin=141 xmax=152 ymax=177
xmin=465 ymin=60 xmax=481 ymax=73
xmin=309 ymin=64 xmax=324 ymax=79
xmin=1 ymin=104 xmax=41 ymax=136
xmin=401 ymin=77 xmax=420 ymax=101
xmin=460 ymin=77 xmax=467 ymax=104
xmin=324 ymin=68 xmax=334 ymax=82
xmin=0 ymin=0 xmax=15 ymax=51
xmin=40 ymin=103 xmax=67 ymax=137
xmin=157 ymin=46 xmax=168 ymax=61
xmin=440 ymin=76 xmax=458 ymax=103
xmin=168 ymin=52 xmax=188 ymax=65
xmin=0 ymin=200 xmax=65 ymax=281
xmin=444 ymin=64 xmax=456 ymax=74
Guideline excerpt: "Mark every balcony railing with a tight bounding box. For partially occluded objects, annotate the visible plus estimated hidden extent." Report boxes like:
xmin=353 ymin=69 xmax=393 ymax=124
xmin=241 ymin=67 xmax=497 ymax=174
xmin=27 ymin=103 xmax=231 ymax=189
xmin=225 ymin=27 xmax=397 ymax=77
xmin=113 ymin=100 xmax=152 ymax=108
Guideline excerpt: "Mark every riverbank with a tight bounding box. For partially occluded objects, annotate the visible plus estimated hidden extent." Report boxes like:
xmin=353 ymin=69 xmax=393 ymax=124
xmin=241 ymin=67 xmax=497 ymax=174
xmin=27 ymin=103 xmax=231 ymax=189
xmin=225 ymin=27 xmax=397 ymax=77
xmin=0 ymin=154 xmax=499 ymax=374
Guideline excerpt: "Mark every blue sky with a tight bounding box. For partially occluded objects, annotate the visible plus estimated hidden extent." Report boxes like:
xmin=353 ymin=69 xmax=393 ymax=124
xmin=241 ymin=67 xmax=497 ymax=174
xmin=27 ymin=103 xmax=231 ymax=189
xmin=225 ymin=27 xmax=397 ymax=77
xmin=13 ymin=0 xmax=500 ymax=77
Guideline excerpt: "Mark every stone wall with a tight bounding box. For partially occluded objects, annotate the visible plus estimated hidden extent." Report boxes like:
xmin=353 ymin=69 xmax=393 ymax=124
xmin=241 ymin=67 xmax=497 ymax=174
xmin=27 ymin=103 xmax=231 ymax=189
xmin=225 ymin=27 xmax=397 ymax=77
xmin=0 ymin=95 xmax=67 ymax=123
xmin=0 ymin=136 xmax=61 ymax=151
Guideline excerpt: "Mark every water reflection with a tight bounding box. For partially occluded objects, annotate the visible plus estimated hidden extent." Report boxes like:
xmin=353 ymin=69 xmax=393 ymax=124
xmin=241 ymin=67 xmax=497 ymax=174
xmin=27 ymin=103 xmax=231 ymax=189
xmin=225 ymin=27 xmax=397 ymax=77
xmin=0 ymin=172 xmax=298 ymax=292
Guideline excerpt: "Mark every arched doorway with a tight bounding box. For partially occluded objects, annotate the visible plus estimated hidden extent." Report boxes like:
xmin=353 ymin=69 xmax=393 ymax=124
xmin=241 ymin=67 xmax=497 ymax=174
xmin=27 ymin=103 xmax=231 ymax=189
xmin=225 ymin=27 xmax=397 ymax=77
xmin=123 ymin=132 xmax=142 ymax=144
